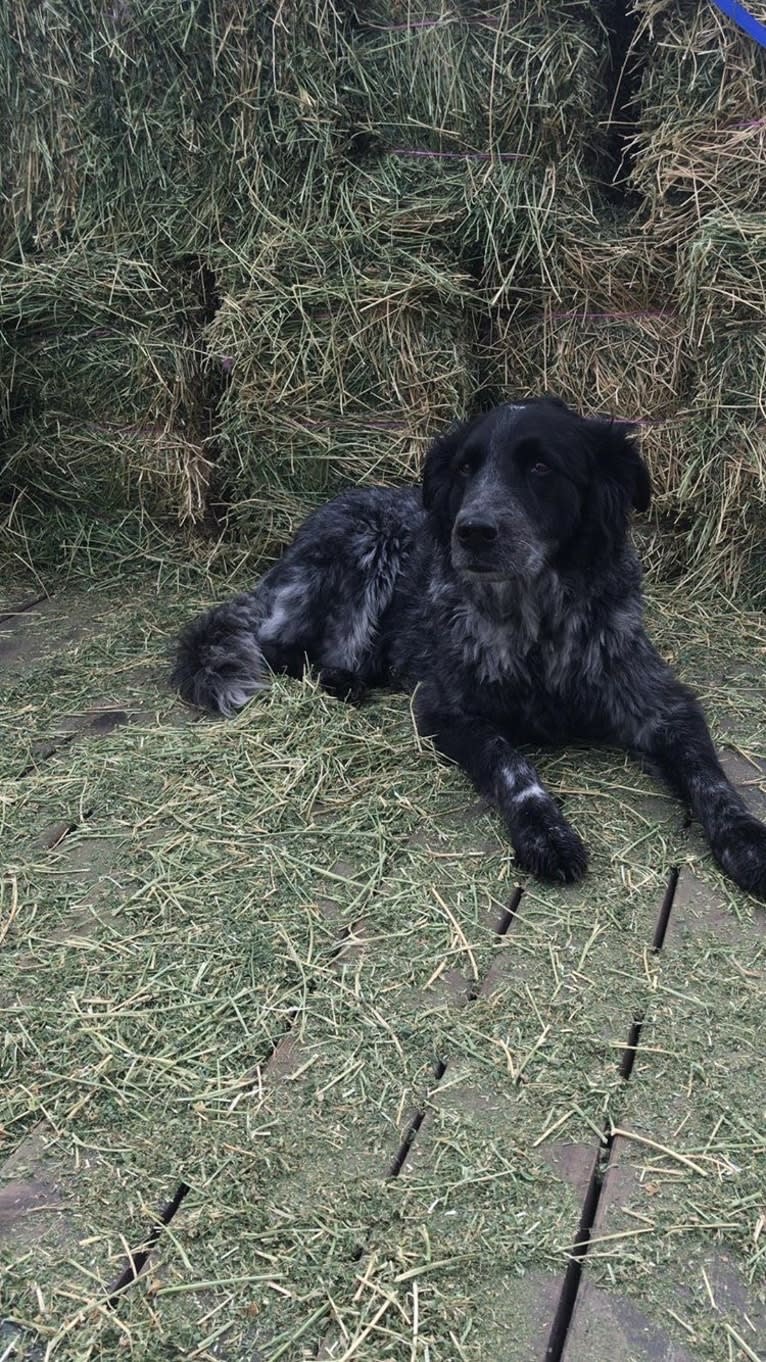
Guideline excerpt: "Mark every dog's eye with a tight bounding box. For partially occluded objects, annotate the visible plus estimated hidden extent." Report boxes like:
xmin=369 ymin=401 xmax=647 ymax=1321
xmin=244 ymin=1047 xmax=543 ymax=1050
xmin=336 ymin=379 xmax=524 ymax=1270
xmin=529 ymin=461 xmax=551 ymax=478
xmin=456 ymin=460 xmax=473 ymax=478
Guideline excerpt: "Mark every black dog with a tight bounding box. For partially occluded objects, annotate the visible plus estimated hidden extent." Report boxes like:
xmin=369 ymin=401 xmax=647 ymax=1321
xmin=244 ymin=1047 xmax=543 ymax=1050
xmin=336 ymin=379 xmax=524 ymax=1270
xmin=173 ymin=398 xmax=766 ymax=896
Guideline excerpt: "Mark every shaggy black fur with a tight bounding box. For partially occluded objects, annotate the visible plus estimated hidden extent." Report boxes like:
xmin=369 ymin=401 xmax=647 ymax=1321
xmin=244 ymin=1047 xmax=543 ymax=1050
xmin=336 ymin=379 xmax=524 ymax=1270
xmin=172 ymin=398 xmax=766 ymax=896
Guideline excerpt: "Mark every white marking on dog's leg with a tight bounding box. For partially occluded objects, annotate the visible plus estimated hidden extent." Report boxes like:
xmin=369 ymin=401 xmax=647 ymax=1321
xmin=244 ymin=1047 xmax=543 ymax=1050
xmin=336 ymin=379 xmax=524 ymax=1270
xmin=500 ymin=765 xmax=546 ymax=805
xmin=512 ymin=782 xmax=546 ymax=804
xmin=258 ymin=602 xmax=288 ymax=641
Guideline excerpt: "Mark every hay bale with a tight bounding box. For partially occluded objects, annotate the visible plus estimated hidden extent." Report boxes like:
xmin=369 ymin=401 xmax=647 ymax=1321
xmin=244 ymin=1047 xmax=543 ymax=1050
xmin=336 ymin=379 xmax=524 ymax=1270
xmin=623 ymin=410 xmax=766 ymax=602
xmin=538 ymin=212 xmax=676 ymax=314
xmin=341 ymin=156 xmax=601 ymax=313
xmin=347 ymin=3 xmax=607 ymax=162
xmin=690 ymin=327 xmax=766 ymax=426
xmin=342 ymin=3 xmax=609 ymax=297
xmin=678 ymin=214 xmax=766 ymax=342
xmin=485 ymin=308 xmax=691 ymax=419
xmin=623 ymin=3 xmax=766 ymax=597
xmin=207 ymin=235 xmax=476 ymax=547
xmin=628 ymin=0 xmax=766 ymax=241
xmin=667 ymin=426 xmax=766 ymax=601
xmin=6 ymin=0 xmax=764 ymax=600
xmin=0 ymin=246 xmax=211 ymax=527
xmin=0 ymin=0 xmax=355 ymax=252
xmin=2 ymin=419 xmax=211 ymax=525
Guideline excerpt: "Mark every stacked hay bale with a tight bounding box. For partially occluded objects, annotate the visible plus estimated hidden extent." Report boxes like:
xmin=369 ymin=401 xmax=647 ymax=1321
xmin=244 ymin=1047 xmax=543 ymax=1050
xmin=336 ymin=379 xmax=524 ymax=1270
xmin=0 ymin=1 xmax=629 ymax=564
xmin=209 ymin=0 xmax=615 ymax=547
xmin=2 ymin=0 xmax=766 ymax=594
xmin=625 ymin=0 xmax=766 ymax=596
xmin=474 ymin=1 xmax=694 ymax=585
xmin=0 ymin=251 xmax=212 ymax=545
xmin=0 ymin=0 xmax=360 ymax=559
xmin=483 ymin=0 xmax=766 ymax=599
xmin=0 ymin=0 xmax=355 ymax=254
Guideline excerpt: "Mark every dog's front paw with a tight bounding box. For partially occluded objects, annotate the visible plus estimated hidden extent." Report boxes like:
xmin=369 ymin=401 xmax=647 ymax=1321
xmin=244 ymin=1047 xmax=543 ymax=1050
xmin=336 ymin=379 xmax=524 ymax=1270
xmin=511 ymin=804 xmax=588 ymax=885
xmin=318 ymin=667 xmax=367 ymax=705
xmin=714 ymin=816 xmax=766 ymax=899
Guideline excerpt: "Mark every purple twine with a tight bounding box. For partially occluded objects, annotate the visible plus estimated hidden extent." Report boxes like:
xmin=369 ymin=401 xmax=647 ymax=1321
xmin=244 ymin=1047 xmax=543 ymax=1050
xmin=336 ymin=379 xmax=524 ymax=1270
xmin=372 ymin=14 xmax=500 ymax=30
xmin=390 ymin=147 xmax=527 ymax=161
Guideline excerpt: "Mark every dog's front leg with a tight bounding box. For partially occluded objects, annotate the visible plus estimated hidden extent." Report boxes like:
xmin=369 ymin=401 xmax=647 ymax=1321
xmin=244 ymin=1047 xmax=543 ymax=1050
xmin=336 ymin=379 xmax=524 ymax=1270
xmin=626 ymin=675 xmax=766 ymax=900
xmin=416 ymin=705 xmax=587 ymax=884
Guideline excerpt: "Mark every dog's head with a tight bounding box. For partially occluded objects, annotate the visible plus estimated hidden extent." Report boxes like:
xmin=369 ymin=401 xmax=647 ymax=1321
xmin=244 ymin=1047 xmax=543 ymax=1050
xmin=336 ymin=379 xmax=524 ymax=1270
xmin=422 ymin=397 xmax=650 ymax=583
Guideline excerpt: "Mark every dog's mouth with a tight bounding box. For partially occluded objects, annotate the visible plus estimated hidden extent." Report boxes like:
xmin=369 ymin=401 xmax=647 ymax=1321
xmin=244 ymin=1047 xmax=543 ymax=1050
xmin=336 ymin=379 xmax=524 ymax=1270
xmin=452 ymin=537 xmax=548 ymax=585
xmin=462 ymin=565 xmax=505 ymax=578
xmin=456 ymin=562 xmax=512 ymax=584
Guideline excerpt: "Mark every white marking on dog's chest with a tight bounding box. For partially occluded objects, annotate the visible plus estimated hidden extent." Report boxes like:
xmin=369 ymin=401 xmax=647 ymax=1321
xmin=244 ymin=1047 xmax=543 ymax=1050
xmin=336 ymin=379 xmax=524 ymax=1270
xmin=454 ymin=608 xmax=527 ymax=684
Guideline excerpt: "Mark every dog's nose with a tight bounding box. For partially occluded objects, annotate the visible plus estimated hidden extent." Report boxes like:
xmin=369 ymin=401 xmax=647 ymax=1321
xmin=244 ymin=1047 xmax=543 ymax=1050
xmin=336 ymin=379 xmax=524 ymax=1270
xmin=456 ymin=516 xmax=498 ymax=547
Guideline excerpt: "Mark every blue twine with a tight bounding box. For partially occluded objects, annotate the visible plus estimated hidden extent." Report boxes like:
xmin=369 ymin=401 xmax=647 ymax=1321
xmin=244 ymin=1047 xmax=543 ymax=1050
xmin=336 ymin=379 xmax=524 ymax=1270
xmin=709 ymin=0 xmax=766 ymax=46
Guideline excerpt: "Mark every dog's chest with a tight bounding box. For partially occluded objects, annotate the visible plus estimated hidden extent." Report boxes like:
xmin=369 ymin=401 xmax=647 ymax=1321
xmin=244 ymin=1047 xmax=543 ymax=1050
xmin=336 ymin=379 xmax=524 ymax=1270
xmin=455 ymin=605 xmax=588 ymax=689
xmin=457 ymin=609 xmax=523 ymax=684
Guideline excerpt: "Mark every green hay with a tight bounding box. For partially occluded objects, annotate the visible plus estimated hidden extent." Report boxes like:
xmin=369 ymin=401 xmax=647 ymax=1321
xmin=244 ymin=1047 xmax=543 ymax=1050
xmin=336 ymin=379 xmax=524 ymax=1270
xmin=485 ymin=309 xmax=691 ymax=420
xmin=638 ymin=416 xmax=766 ymax=603
xmin=4 ymin=574 xmax=765 ymax=1359
xmin=0 ymin=247 xmax=196 ymax=331
xmin=693 ymin=329 xmax=766 ymax=443
xmin=207 ymin=238 xmax=476 ymax=542
xmin=3 ymin=419 xmax=212 ymax=525
xmin=532 ymin=212 xmax=676 ymax=314
xmin=0 ymin=2 xmax=616 ymax=569
xmin=2 ymin=0 xmax=766 ymax=597
xmin=346 ymin=4 xmax=607 ymax=163
xmin=0 ymin=1 xmax=355 ymax=254
xmin=628 ymin=0 xmax=766 ymax=239
xmin=2 ymin=571 xmax=766 ymax=1357
xmin=679 ymin=214 xmax=766 ymax=341
xmin=0 ymin=246 xmax=212 ymax=531
xmin=1 ymin=1 xmax=608 ymax=258
xmin=575 ymin=893 xmax=766 ymax=1358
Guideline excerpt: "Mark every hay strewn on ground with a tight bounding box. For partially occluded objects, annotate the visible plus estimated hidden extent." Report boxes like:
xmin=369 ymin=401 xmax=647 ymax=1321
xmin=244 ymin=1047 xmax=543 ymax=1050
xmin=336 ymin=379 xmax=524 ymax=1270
xmin=1 ymin=574 xmax=765 ymax=1358
xmin=1 ymin=1 xmax=766 ymax=595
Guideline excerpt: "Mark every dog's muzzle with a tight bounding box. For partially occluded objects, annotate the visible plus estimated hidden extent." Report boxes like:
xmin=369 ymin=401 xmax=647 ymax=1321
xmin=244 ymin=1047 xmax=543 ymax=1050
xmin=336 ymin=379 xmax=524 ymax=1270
xmin=452 ymin=508 xmax=538 ymax=581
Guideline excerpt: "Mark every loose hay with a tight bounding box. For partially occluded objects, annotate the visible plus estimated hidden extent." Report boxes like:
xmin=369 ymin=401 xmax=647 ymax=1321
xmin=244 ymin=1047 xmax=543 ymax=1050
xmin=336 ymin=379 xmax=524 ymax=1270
xmin=2 ymin=572 xmax=765 ymax=1357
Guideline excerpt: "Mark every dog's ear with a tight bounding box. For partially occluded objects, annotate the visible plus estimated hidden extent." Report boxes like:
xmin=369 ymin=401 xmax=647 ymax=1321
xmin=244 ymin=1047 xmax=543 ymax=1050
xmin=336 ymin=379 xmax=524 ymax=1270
xmin=422 ymin=417 xmax=476 ymax=513
xmin=586 ymin=418 xmax=651 ymax=513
